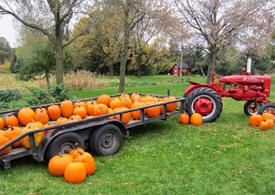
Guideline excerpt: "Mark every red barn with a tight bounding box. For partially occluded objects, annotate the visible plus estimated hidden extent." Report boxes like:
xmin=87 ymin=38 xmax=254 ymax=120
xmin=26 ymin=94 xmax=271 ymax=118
xmin=172 ymin=62 xmax=190 ymax=76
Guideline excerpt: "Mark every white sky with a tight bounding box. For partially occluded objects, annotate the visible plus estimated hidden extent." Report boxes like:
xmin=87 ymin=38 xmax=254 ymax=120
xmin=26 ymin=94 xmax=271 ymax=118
xmin=0 ymin=15 xmax=18 ymax=47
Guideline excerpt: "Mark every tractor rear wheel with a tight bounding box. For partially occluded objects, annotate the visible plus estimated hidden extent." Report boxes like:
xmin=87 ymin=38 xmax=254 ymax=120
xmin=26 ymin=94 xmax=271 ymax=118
xmin=243 ymin=101 xmax=262 ymax=115
xmin=185 ymin=88 xmax=222 ymax=122
xmin=258 ymin=103 xmax=275 ymax=119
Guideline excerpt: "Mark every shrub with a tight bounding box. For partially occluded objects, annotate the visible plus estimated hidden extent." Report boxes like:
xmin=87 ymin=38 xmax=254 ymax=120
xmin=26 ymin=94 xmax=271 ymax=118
xmin=0 ymin=89 xmax=21 ymax=102
xmin=25 ymin=87 xmax=54 ymax=106
xmin=49 ymin=83 xmax=69 ymax=102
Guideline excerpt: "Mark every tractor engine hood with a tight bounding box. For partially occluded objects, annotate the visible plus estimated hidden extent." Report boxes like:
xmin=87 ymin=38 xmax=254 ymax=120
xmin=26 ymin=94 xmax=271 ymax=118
xmin=219 ymin=75 xmax=271 ymax=84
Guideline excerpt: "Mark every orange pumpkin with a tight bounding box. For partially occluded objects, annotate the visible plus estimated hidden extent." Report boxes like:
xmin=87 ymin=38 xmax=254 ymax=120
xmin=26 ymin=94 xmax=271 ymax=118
xmin=0 ymin=135 xmax=11 ymax=156
xmin=112 ymin=107 xmax=132 ymax=124
xmin=21 ymin=122 xmax=44 ymax=149
xmin=249 ymin=114 xmax=263 ymax=126
xmin=258 ymin=120 xmax=270 ymax=130
xmin=5 ymin=115 xmax=19 ymax=127
xmin=145 ymin=103 xmax=160 ymax=118
xmin=64 ymin=161 xmax=86 ymax=183
xmin=18 ymin=108 xmax=35 ymax=126
xmin=120 ymin=94 xmax=131 ymax=101
xmin=5 ymin=127 xmax=22 ymax=147
xmin=97 ymin=95 xmax=111 ymax=107
xmin=60 ymin=100 xmax=73 ymax=118
xmin=74 ymin=101 xmax=86 ymax=108
xmin=190 ymin=113 xmax=203 ymax=126
xmin=48 ymin=154 xmax=73 ymax=176
xmin=262 ymin=113 xmax=274 ymax=121
xmin=179 ymin=113 xmax=190 ymax=124
xmin=0 ymin=130 xmax=7 ymax=137
xmin=93 ymin=104 xmax=109 ymax=116
xmin=44 ymin=122 xmax=54 ymax=135
xmin=162 ymin=96 xmax=177 ymax=112
xmin=121 ymin=97 xmax=132 ymax=109
xmin=87 ymin=102 xmax=97 ymax=116
xmin=70 ymin=147 xmax=85 ymax=159
xmin=0 ymin=117 xmax=5 ymax=129
xmin=142 ymin=95 xmax=157 ymax=103
xmin=56 ymin=117 xmax=69 ymax=125
xmin=69 ymin=115 xmax=82 ymax=121
xmin=47 ymin=105 xmax=61 ymax=121
xmin=110 ymin=98 xmax=122 ymax=109
xmin=35 ymin=108 xmax=49 ymax=125
xmin=131 ymin=93 xmax=141 ymax=103
xmin=131 ymin=102 xmax=146 ymax=120
xmin=73 ymin=106 xmax=87 ymax=119
xmin=266 ymin=119 xmax=274 ymax=129
xmin=76 ymin=152 xmax=96 ymax=175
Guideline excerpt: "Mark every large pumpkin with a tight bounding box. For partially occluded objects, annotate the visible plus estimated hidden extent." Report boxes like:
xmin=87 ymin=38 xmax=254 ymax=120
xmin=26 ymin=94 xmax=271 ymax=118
xmin=73 ymin=106 xmax=87 ymax=119
xmin=21 ymin=122 xmax=44 ymax=149
xmin=5 ymin=127 xmax=22 ymax=147
xmin=121 ymin=97 xmax=132 ymax=109
xmin=48 ymin=154 xmax=73 ymax=176
xmin=112 ymin=107 xmax=132 ymax=124
xmin=0 ymin=117 xmax=5 ymax=129
xmin=0 ymin=135 xmax=11 ymax=156
xmin=18 ymin=108 xmax=35 ymax=126
xmin=258 ymin=120 xmax=270 ymax=130
xmin=76 ymin=152 xmax=96 ymax=175
xmin=47 ymin=105 xmax=61 ymax=121
xmin=5 ymin=115 xmax=19 ymax=127
xmin=249 ymin=114 xmax=263 ymax=126
xmin=35 ymin=108 xmax=49 ymax=125
xmin=87 ymin=102 xmax=97 ymax=116
xmin=110 ymin=98 xmax=122 ymax=109
xmin=64 ymin=161 xmax=86 ymax=183
xmin=131 ymin=102 xmax=146 ymax=120
xmin=145 ymin=103 xmax=160 ymax=118
xmin=93 ymin=104 xmax=109 ymax=116
xmin=190 ymin=113 xmax=203 ymax=126
xmin=97 ymin=95 xmax=111 ymax=107
xmin=60 ymin=100 xmax=74 ymax=118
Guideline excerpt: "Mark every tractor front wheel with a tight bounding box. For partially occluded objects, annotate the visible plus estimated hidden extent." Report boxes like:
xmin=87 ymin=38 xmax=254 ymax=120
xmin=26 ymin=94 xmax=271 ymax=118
xmin=243 ymin=101 xmax=262 ymax=115
xmin=185 ymin=88 xmax=222 ymax=122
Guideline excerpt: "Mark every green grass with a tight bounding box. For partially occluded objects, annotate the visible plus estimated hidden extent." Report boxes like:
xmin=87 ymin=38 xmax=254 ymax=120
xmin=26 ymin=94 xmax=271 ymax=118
xmin=0 ymin=76 xmax=275 ymax=194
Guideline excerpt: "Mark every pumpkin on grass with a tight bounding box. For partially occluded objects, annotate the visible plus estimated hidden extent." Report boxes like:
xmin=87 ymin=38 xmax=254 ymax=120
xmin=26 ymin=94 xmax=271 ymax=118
xmin=190 ymin=113 xmax=203 ymax=126
xmin=76 ymin=152 xmax=96 ymax=175
xmin=60 ymin=100 xmax=73 ymax=118
xmin=97 ymin=95 xmax=111 ymax=107
xmin=266 ymin=119 xmax=274 ymax=129
xmin=258 ymin=120 xmax=270 ymax=130
xmin=73 ymin=106 xmax=87 ymax=119
xmin=21 ymin=122 xmax=44 ymax=149
xmin=249 ymin=114 xmax=263 ymax=126
xmin=18 ymin=108 xmax=35 ymax=126
xmin=5 ymin=115 xmax=19 ymax=127
xmin=70 ymin=147 xmax=85 ymax=159
xmin=0 ymin=117 xmax=5 ymax=129
xmin=0 ymin=135 xmax=11 ymax=156
xmin=6 ymin=127 xmax=22 ymax=147
xmin=64 ymin=161 xmax=86 ymax=183
xmin=47 ymin=105 xmax=61 ymax=121
xmin=48 ymin=154 xmax=73 ymax=176
xmin=262 ymin=113 xmax=274 ymax=121
xmin=179 ymin=113 xmax=190 ymax=124
xmin=35 ymin=108 xmax=49 ymax=125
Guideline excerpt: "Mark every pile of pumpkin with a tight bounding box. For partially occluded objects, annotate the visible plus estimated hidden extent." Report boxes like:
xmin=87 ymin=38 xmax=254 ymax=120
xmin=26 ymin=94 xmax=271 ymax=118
xmin=0 ymin=93 xmax=178 ymax=156
xmin=249 ymin=112 xmax=274 ymax=130
xmin=179 ymin=113 xmax=203 ymax=126
xmin=48 ymin=148 xmax=96 ymax=183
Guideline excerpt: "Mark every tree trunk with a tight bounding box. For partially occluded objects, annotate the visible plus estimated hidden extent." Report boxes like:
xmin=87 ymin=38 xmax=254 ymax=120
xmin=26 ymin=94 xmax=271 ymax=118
xmin=137 ymin=55 xmax=142 ymax=78
xmin=45 ymin=71 xmax=51 ymax=92
xmin=206 ymin=48 xmax=217 ymax=83
xmin=55 ymin=40 xmax=64 ymax=84
xmin=119 ymin=30 xmax=129 ymax=93
xmin=109 ymin=63 xmax=114 ymax=76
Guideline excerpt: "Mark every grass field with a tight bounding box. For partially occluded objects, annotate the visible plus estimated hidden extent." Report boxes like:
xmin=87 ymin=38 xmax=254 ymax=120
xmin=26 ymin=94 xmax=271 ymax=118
xmin=0 ymin=75 xmax=274 ymax=194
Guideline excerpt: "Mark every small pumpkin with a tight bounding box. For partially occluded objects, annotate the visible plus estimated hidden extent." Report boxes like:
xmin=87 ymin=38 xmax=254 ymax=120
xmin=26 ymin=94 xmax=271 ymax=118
xmin=121 ymin=97 xmax=132 ymax=109
xmin=47 ymin=105 xmax=61 ymax=121
xmin=110 ymin=98 xmax=122 ymax=109
xmin=35 ymin=108 xmax=49 ymax=125
xmin=131 ymin=93 xmax=141 ymax=103
xmin=266 ymin=119 xmax=274 ymax=129
xmin=179 ymin=113 xmax=190 ymax=124
xmin=0 ymin=135 xmax=11 ymax=156
xmin=258 ymin=120 xmax=270 ymax=130
xmin=5 ymin=127 xmax=22 ymax=147
xmin=70 ymin=147 xmax=85 ymax=159
xmin=190 ymin=113 xmax=203 ymax=126
xmin=262 ymin=113 xmax=274 ymax=121
xmin=64 ymin=161 xmax=87 ymax=183
xmin=69 ymin=115 xmax=82 ymax=121
xmin=18 ymin=108 xmax=35 ymax=126
xmin=60 ymin=100 xmax=74 ymax=118
xmin=93 ymin=104 xmax=109 ymax=116
xmin=56 ymin=117 xmax=69 ymax=125
xmin=48 ymin=154 xmax=73 ymax=176
xmin=0 ymin=117 xmax=5 ymax=129
xmin=76 ymin=152 xmax=96 ymax=175
xmin=97 ymin=95 xmax=111 ymax=107
xmin=112 ymin=107 xmax=132 ymax=124
xmin=249 ymin=114 xmax=263 ymax=126
xmin=5 ymin=115 xmax=19 ymax=127
xmin=73 ymin=106 xmax=87 ymax=119
xmin=87 ymin=102 xmax=97 ymax=116
xmin=21 ymin=122 xmax=44 ymax=149
xmin=74 ymin=101 xmax=86 ymax=108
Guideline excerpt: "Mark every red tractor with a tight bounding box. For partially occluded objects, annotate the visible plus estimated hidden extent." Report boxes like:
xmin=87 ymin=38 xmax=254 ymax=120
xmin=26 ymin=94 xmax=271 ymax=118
xmin=184 ymin=52 xmax=274 ymax=122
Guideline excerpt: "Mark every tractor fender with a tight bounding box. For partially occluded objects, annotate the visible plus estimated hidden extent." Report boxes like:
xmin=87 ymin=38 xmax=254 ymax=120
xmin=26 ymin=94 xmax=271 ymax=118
xmin=184 ymin=82 xmax=219 ymax=97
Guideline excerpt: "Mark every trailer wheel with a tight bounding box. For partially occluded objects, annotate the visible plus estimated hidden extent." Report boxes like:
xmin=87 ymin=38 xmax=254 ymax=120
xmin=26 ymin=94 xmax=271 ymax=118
xmin=185 ymin=88 xmax=222 ymax=122
xmin=244 ymin=101 xmax=262 ymax=115
xmin=258 ymin=103 xmax=275 ymax=119
xmin=89 ymin=124 xmax=123 ymax=156
xmin=44 ymin=133 xmax=84 ymax=162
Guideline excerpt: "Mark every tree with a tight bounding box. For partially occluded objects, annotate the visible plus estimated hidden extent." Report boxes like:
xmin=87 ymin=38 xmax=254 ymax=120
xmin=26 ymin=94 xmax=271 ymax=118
xmin=174 ymin=0 xmax=272 ymax=82
xmin=0 ymin=36 xmax=10 ymax=64
xmin=0 ymin=0 xmax=93 ymax=84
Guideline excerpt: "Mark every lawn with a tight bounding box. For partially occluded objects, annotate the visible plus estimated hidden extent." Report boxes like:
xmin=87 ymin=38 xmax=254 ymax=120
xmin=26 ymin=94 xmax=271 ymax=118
xmin=0 ymin=75 xmax=274 ymax=194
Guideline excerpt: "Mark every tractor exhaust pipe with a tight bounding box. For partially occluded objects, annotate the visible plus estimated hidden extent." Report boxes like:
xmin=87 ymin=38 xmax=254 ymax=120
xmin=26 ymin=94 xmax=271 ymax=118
xmin=247 ymin=49 xmax=253 ymax=75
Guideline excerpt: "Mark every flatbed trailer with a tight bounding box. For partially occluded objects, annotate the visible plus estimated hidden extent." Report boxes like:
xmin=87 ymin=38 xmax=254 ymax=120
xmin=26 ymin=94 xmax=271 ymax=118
xmin=0 ymin=93 xmax=185 ymax=169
